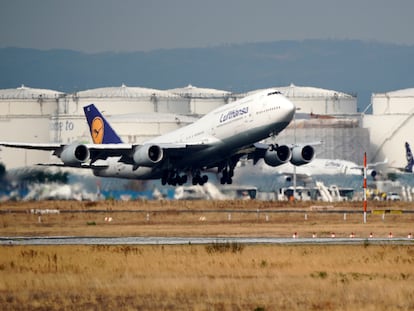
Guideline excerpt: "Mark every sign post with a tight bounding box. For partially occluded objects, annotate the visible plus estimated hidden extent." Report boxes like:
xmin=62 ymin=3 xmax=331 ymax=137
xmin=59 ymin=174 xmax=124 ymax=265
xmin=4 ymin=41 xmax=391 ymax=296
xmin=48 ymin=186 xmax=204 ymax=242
xmin=363 ymin=152 xmax=367 ymax=224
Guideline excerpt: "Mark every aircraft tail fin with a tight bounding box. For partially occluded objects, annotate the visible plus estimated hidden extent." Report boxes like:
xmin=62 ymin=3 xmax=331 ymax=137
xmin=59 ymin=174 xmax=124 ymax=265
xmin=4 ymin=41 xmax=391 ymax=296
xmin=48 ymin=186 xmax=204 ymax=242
xmin=83 ymin=104 xmax=123 ymax=144
xmin=404 ymin=142 xmax=414 ymax=173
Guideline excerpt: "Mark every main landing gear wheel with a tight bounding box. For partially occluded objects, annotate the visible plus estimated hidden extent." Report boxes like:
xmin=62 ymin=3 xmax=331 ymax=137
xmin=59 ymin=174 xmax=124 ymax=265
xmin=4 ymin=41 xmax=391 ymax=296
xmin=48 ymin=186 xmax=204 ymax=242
xmin=192 ymin=172 xmax=208 ymax=185
xmin=161 ymin=171 xmax=187 ymax=186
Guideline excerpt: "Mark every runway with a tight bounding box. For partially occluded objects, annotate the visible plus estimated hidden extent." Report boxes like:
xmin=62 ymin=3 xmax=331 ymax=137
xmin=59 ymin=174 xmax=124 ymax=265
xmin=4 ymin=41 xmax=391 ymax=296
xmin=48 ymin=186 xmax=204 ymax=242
xmin=1 ymin=236 xmax=413 ymax=246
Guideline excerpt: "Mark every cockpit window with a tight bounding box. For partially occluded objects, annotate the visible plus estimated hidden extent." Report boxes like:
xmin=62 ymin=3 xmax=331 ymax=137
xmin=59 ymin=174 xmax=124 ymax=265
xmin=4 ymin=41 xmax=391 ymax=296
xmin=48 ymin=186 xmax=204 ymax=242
xmin=267 ymin=91 xmax=281 ymax=96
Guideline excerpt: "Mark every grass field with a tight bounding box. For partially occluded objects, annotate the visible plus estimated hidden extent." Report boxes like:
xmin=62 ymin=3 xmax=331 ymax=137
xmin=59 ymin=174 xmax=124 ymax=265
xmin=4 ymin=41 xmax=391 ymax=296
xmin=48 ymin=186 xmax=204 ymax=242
xmin=1 ymin=200 xmax=414 ymax=310
xmin=1 ymin=200 xmax=414 ymax=238
xmin=1 ymin=244 xmax=414 ymax=310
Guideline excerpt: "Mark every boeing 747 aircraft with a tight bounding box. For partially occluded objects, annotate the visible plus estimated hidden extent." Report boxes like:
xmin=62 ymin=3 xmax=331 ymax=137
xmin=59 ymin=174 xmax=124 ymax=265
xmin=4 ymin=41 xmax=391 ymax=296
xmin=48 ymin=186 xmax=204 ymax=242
xmin=0 ymin=89 xmax=315 ymax=185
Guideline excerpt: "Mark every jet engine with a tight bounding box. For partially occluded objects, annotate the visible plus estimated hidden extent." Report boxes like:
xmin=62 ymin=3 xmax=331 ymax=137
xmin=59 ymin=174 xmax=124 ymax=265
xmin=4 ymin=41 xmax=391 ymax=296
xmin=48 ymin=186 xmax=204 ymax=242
xmin=290 ymin=145 xmax=315 ymax=166
xmin=133 ymin=144 xmax=164 ymax=167
xmin=264 ymin=145 xmax=292 ymax=167
xmin=60 ymin=143 xmax=90 ymax=166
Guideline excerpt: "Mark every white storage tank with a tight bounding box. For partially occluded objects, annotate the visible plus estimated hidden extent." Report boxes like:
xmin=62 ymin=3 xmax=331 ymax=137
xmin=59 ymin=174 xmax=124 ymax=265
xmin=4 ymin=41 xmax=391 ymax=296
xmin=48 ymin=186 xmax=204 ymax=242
xmin=249 ymin=84 xmax=357 ymax=115
xmin=167 ymin=84 xmax=236 ymax=115
xmin=50 ymin=84 xmax=189 ymax=144
xmin=363 ymin=87 xmax=414 ymax=168
xmin=0 ymin=85 xmax=62 ymax=116
xmin=66 ymin=84 xmax=187 ymax=115
xmin=0 ymin=85 xmax=63 ymax=168
xmin=280 ymin=84 xmax=357 ymax=115
xmin=53 ymin=112 xmax=199 ymax=146
xmin=371 ymin=88 xmax=414 ymax=115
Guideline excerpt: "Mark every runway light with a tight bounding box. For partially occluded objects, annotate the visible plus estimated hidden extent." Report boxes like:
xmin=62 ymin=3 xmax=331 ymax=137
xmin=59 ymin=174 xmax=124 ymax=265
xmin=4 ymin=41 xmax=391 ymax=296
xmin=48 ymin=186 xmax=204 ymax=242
xmin=408 ymin=233 xmax=412 ymax=239
xmin=312 ymin=233 xmax=317 ymax=238
xmin=331 ymin=232 xmax=336 ymax=238
xmin=369 ymin=232 xmax=373 ymax=238
xmin=388 ymin=232 xmax=393 ymax=238
xmin=349 ymin=232 xmax=355 ymax=238
xmin=292 ymin=232 xmax=298 ymax=239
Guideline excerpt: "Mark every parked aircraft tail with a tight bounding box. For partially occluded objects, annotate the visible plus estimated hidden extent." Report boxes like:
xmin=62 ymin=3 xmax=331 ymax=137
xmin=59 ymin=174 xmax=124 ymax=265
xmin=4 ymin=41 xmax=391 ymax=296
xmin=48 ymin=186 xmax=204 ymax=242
xmin=83 ymin=104 xmax=123 ymax=144
xmin=405 ymin=142 xmax=414 ymax=173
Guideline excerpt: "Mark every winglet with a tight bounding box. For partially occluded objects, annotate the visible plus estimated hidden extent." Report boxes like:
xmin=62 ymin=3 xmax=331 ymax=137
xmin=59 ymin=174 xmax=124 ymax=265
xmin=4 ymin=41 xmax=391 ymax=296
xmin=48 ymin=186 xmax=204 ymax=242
xmin=83 ymin=104 xmax=123 ymax=144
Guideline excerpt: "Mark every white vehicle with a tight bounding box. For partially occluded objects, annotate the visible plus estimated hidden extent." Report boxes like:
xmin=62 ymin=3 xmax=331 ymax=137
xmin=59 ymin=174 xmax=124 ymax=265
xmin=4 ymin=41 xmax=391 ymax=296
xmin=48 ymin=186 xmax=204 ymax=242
xmin=387 ymin=192 xmax=401 ymax=201
xmin=0 ymin=89 xmax=315 ymax=186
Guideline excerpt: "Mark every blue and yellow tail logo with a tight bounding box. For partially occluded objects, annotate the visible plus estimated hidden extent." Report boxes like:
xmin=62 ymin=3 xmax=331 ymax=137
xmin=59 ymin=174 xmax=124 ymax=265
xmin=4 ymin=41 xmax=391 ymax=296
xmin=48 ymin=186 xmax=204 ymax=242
xmin=91 ymin=116 xmax=104 ymax=143
xmin=83 ymin=104 xmax=123 ymax=144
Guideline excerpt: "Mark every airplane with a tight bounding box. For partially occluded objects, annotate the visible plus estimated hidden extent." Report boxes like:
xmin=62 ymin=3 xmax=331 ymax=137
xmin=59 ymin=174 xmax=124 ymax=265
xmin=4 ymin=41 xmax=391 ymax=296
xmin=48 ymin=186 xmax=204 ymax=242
xmin=0 ymin=89 xmax=315 ymax=186
xmin=235 ymin=157 xmax=387 ymax=182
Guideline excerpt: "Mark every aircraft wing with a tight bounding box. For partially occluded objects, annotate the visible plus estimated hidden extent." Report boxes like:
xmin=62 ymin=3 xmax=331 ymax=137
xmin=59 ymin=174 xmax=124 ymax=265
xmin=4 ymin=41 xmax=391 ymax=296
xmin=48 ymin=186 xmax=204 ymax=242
xmin=0 ymin=142 xmax=63 ymax=151
xmin=0 ymin=141 xmax=136 ymax=160
xmin=0 ymin=140 xmax=215 ymax=167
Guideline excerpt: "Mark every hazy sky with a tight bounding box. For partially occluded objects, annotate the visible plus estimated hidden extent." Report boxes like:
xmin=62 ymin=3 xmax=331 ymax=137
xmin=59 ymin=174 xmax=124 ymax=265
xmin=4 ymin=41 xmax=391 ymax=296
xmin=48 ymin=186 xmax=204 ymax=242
xmin=1 ymin=0 xmax=414 ymax=53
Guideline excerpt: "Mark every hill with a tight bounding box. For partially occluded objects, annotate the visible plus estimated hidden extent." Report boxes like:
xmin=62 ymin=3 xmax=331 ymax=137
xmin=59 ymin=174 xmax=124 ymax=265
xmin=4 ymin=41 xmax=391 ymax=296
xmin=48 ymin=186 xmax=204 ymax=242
xmin=1 ymin=39 xmax=414 ymax=111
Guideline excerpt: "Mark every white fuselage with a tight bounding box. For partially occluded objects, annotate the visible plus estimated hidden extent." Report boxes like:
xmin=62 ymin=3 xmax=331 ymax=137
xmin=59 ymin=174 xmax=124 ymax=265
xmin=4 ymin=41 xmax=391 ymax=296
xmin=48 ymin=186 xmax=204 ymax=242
xmin=93 ymin=89 xmax=295 ymax=179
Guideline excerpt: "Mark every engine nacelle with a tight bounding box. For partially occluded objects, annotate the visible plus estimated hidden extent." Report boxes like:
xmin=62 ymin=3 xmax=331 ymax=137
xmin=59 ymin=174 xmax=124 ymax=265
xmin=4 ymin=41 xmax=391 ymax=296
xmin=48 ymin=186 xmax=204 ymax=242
xmin=290 ymin=145 xmax=315 ymax=166
xmin=60 ymin=143 xmax=90 ymax=166
xmin=133 ymin=144 xmax=163 ymax=167
xmin=264 ymin=145 xmax=292 ymax=167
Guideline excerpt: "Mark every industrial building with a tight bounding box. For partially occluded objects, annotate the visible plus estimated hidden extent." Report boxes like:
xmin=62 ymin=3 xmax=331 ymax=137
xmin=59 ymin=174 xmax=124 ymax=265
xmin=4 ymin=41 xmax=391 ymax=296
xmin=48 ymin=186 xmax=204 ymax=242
xmin=0 ymin=82 xmax=386 ymax=171
xmin=167 ymin=84 xmax=238 ymax=115
xmin=363 ymin=87 xmax=414 ymax=168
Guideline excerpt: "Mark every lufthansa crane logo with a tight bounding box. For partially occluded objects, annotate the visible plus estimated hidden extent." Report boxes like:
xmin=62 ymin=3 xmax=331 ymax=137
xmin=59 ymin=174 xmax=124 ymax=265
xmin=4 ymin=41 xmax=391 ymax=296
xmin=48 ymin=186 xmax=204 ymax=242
xmin=91 ymin=117 xmax=104 ymax=144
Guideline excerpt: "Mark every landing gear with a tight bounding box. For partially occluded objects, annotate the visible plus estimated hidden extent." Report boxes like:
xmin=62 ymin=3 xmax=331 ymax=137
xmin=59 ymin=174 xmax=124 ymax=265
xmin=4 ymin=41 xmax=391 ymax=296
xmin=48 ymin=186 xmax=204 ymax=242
xmin=161 ymin=169 xmax=208 ymax=186
xmin=219 ymin=158 xmax=238 ymax=185
xmin=192 ymin=171 xmax=208 ymax=185
xmin=161 ymin=170 xmax=187 ymax=186
xmin=220 ymin=167 xmax=234 ymax=184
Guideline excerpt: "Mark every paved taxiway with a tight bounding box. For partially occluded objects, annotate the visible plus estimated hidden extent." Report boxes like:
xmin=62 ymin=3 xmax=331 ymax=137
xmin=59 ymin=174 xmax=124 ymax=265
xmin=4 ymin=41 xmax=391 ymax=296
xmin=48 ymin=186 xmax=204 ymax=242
xmin=1 ymin=236 xmax=413 ymax=246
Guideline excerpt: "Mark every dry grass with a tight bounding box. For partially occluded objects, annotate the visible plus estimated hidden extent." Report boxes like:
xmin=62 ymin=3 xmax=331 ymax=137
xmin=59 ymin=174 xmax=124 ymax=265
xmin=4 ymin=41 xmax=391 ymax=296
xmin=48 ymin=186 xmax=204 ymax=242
xmin=1 ymin=200 xmax=414 ymax=238
xmin=1 ymin=200 xmax=414 ymax=310
xmin=1 ymin=244 xmax=414 ymax=310
xmin=1 ymin=199 xmax=413 ymax=210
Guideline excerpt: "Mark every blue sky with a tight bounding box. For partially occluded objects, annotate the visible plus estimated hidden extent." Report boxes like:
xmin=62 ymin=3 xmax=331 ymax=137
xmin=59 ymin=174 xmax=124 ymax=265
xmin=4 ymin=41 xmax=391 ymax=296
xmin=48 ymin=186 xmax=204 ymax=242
xmin=1 ymin=0 xmax=414 ymax=52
